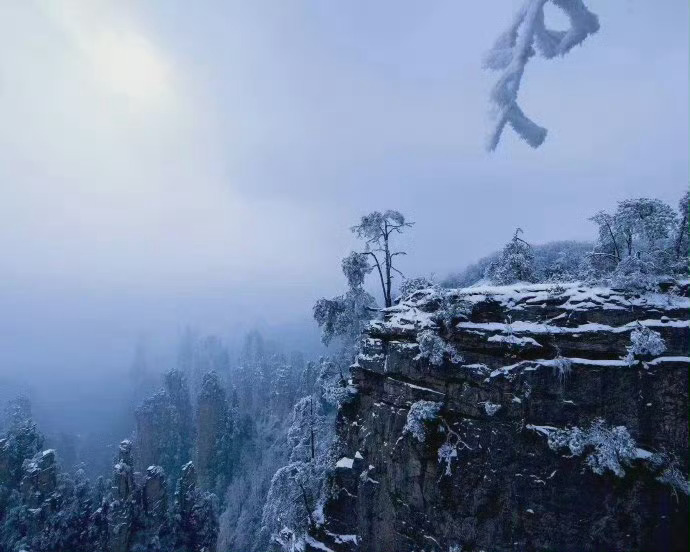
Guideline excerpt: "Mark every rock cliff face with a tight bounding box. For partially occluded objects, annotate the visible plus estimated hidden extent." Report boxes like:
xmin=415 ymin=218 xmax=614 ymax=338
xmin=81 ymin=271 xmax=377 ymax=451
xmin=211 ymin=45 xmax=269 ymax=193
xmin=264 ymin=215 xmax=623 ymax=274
xmin=313 ymin=283 xmax=689 ymax=552
xmin=134 ymin=369 xmax=195 ymax=485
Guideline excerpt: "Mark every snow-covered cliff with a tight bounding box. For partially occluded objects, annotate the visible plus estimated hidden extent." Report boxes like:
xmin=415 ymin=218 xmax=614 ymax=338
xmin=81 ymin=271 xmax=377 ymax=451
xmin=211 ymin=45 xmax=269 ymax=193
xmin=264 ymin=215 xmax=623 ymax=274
xmin=311 ymin=282 xmax=689 ymax=552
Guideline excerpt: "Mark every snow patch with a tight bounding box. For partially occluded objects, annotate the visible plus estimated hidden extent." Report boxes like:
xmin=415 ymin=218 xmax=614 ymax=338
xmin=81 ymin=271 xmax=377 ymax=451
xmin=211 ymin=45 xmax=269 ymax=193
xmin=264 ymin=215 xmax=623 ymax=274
xmin=335 ymin=457 xmax=354 ymax=469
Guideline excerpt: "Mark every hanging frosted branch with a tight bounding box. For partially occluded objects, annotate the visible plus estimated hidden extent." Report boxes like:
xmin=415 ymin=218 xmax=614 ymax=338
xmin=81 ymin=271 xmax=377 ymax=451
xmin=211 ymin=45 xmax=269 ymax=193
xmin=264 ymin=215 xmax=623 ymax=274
xmin=483 ymin=0 xmax=599 ymax=152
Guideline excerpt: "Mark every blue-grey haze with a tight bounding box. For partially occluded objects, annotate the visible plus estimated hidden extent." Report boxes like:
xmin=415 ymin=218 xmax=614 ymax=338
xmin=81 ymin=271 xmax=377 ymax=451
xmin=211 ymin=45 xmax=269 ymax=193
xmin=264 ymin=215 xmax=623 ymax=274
xmin=0 ymin=1 xmax=687 ymax=428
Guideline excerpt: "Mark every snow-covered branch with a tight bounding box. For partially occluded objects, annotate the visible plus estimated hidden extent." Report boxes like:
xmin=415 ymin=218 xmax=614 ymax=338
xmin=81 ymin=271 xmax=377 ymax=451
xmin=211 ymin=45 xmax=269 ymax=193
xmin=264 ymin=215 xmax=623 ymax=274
xmin=484 ymin=0 xmax=599 ymax=151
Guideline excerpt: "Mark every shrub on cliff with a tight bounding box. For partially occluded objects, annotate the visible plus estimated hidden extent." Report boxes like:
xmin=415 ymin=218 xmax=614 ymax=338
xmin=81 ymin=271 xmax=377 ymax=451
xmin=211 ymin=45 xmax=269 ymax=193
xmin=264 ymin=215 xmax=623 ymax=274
xmin=485 ymin=228 xmax=537 ymax=285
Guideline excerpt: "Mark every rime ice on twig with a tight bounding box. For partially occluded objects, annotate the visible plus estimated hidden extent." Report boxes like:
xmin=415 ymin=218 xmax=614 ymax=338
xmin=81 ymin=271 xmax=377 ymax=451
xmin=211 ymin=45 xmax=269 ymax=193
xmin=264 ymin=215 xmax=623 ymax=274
xmin=484 ymin=0 xmax=599 ymax=151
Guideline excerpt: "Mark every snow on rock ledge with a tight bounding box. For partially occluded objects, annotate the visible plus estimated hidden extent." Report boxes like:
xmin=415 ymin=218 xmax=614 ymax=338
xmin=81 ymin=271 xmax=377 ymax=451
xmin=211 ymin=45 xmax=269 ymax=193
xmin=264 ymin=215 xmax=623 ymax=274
xmin=311 ymin=282 xmax=689 ymax=552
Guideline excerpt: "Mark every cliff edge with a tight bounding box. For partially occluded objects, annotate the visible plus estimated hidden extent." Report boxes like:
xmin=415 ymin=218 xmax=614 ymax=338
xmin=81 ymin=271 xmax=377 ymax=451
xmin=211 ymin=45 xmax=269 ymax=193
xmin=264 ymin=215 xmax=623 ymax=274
xmin=312 ymin=282 xmax=689 ymax=552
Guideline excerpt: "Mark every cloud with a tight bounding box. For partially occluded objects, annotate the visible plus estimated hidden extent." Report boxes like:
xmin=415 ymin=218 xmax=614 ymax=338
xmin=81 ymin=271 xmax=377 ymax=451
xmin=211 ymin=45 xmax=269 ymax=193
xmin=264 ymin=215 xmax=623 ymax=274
xmin=0 ymin=0 xmax=333 ymax=295
xmin=39 ymin=0 xmax=175 ymax=106
xmin=0 ymin=0 xmax=686 ymax=381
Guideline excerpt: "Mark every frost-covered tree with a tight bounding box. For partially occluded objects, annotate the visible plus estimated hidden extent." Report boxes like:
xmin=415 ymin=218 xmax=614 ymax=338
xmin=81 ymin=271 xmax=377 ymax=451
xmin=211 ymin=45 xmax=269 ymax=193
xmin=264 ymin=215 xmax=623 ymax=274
xmin=443 ymin=193 xmax=685 ymax=288
xmin=261 ymin=461 xmax=321 ymax=550
xmin=589 ymin=210 xmax=623 ymax=271
xmin=484 ymin=0 xmax=600 ymax=151
xmin=673 ymin=190 xmax=689 ymax=270
xmin=215 ymin=332 xmax=311 ymax=552
xmin=351 ymin=210 xmax=414 ymax=308
xmin=590 ymin=197 xmax=679 ymax=282
xmin=544 ymin=250 xmax=574 ymax=282
xmin=260 ymin=359 xmax=345 ymax=550
xmin=313 ymin=251 xmax=377 ymax=358
xmin=286 ymin=397 xmax=327 ymax=465
xmin=314 ymin=211 xmax=413 ymax=362
xmin=485 ymin=228 xmax=537 ymax=285
xmin=298 ymin=360 xmax=319 ymax=398
xmin=615 ymin=198 xmax=677 ymax=258
xmin=271 ymin=363 xmax=298 ymax=413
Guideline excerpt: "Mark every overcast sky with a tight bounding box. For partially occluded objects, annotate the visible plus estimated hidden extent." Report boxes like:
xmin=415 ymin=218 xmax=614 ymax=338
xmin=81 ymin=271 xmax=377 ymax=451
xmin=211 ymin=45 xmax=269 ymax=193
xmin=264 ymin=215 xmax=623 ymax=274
xmin=0 ymin=0 xmax=688 ymax=386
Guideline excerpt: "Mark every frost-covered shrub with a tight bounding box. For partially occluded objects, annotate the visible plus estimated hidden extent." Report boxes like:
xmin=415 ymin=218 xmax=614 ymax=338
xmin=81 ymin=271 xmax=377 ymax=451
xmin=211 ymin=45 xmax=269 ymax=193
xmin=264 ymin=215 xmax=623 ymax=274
xmin=403 ymin=401 xmax=441 ymax=443
xmin=316 ymin=359 xmax=356 ymax=408
xmin=645 ymin=452 xmax=689 ymax=496
xmin=624 ymin=325 xmax=666 ymax=365
xmin=485 ymin=229 xmax=537 ymax=285
xmin=435 ymin=421 xmax=473 ymax=478
xmin=437 ymin=441 xmax=458 ymax=477
xmin=610 ymin=255 xmax=660 ymax=292
xmin=552 ymin=355 xmax=572 ymax=384
xmin=416 ymin=331 xmax=446 ymax=366
xmin=546 ymin=282 xmax=567 ymax=296
xmin=398 ymin=276 xmax=435 ymax=299
xmin=583 ymin=425 xmax=638 ymax=477
xmin=656 ymin=464 xmax=690 ymax=497
xmin=443 ymin=240 xmax=592 ymax=288
xmin=482 ymin=402 xmax=502 ymax=416
xmin=545 ymin=419 xmax=637 ymax=477
xmin=416 ymin=331 xmax=463 ymax=367
xmin=431 ymin=292 xmax=473 ymax=331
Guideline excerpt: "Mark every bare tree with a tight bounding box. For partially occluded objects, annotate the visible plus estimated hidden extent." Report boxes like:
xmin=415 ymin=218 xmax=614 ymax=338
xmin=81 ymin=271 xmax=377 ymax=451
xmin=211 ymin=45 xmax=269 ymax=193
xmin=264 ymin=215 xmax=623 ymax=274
xmin=351 ymin=210 xmax=414 ymax=307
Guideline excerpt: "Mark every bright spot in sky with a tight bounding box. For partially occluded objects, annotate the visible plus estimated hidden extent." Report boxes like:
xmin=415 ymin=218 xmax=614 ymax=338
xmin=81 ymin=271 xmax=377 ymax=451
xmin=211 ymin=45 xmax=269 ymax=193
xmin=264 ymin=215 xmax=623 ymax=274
xmin=38 ymin=0 xmax=174 ymax=107
xmin=91 ymin=31 xmax=171 ymax=103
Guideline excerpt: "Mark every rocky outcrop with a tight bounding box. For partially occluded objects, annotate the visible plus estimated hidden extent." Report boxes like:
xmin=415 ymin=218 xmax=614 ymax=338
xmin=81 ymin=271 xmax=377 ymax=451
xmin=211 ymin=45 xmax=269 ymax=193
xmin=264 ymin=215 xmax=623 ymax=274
xmin=313 ymin=283 xmax=689 ymax=552
xmin=0 ymin=428 xmax=219 ymax=552
xmin=196 ymin=372 xmax=232 ymax=494
xmin=0 ymin=418 xmax=43 ymax=490
xmin=134 ymin=368 xmax=195 ymax=484
xmin=107 ymin=440 xmax=141 ymax=552
xmin=174 ymin=461 xmax=219 ymax=552
xmin=20 ymin=449 xmax=57 ymax=506
xmin=143 ymin=465 xmax=168 ymax=525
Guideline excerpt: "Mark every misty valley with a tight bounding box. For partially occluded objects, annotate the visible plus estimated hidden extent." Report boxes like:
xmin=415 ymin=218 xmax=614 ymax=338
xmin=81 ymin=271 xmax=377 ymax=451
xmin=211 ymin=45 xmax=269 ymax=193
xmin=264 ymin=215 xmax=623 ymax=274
xmin=2 ymin=196 xmax=689 ymax=551
xmin=0 ymin=1 xmax=688 ymax=552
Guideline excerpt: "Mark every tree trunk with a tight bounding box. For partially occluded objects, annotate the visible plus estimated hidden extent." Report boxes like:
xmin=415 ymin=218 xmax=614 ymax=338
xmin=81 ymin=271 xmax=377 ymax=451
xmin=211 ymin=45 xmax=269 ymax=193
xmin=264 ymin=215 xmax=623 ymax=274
xmin=298 ymin=481 xmax=314 ymax=529
xmin=604 ymin=221 xmax=621 ymax=262
xmin=675 ymin=212 xmax=688 ymax=260
xmin=309 ymin=398 xmax=315 ymax=461
xmin=383 ymin=222 xmax=392 ymax=307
